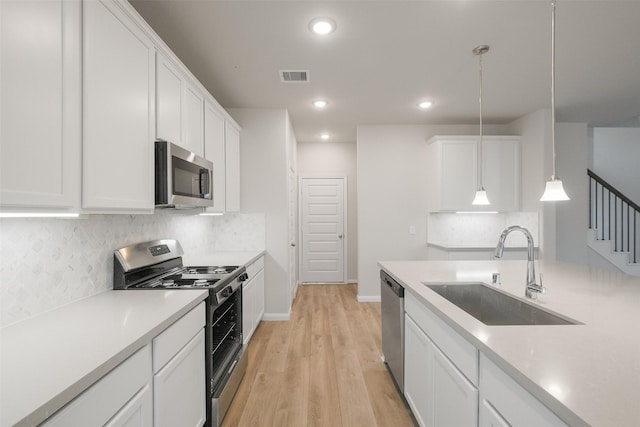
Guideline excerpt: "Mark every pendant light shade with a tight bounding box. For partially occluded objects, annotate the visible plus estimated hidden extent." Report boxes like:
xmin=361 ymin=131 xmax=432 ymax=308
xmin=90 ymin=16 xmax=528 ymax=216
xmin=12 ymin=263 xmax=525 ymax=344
xmin=540 ymin=177 xmax=570 ymax=201
xmin=472 ymin=187 xmax=491 ymax=205
xmin=472 ymin=45 xmax=491 ymax=206
xmin=540 ymin=0 xmax=570 ymax=201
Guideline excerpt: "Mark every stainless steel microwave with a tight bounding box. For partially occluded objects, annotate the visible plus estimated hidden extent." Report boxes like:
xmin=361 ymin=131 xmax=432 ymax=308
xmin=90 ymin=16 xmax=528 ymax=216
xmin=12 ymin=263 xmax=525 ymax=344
xmin=155 ymin=140 xmax=213 ymax=208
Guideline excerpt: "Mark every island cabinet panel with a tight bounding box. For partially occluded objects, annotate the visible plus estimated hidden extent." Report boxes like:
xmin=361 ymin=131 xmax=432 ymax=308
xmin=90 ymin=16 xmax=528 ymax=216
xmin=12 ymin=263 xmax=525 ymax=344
xmin=43 ymin=345 xmax=153 ymax=427
xmin=479 ymin=354 xmax=568 ymax=427
xmin=405 ymin=289 xmax=479 ymax=427
xmin=0 ymin=0 xmax=81 ymax=212
xmin=82 ymin=0 xmax=155 ymax=211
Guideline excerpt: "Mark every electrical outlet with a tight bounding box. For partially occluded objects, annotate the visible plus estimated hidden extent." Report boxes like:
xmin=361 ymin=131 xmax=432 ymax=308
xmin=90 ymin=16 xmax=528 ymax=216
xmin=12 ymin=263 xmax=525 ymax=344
xmin=409 ymin=225 xmax=416 ymax=235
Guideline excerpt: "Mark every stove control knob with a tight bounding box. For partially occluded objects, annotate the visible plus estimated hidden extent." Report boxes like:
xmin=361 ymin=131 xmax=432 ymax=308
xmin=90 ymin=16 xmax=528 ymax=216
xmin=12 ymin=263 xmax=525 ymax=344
xmin=221 ymin=286 xmax=233 ymax=298
xmin=238 ymin=273 xmax=249 ymax=282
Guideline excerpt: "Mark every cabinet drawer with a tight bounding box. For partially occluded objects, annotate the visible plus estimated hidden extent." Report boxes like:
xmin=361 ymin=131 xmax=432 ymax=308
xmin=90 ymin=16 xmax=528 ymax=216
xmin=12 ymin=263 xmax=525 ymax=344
xmin=479 ymin=354 xmax=568 ymax=427
xmin=44 ymin=345 xmax=152 ymax=426
xmin=153 ymin=301 xmax=205 ymax=372
xmin=246 ymin=256 xmax=264 ymax=279
xmin=405 ymin=291 xmax=478 ymax=385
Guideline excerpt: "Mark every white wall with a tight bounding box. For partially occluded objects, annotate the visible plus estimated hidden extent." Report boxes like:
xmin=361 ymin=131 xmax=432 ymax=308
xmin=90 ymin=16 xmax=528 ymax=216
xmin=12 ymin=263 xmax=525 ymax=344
xmin=593 ymin=128 xmax=640 ymax=204
xmin=356 ymin=124 xmax=510 ymax=300
xmin=555 ymin=123 xmax=589 ymax=265
xmin=0 ymin=212 xmax=265 ymax=327
xmin=229 ymin=108 xmax=293 ymax=319
xmin=507 ymin=109 xmax=557 ymax=260
xmin=297 ymin=141 xmax=358 ymax=283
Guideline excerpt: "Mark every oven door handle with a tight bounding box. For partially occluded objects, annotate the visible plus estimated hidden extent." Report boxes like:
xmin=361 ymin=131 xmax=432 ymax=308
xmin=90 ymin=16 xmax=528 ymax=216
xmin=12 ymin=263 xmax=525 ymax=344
xmin=227 ymin=358 xmax=238 ymax=375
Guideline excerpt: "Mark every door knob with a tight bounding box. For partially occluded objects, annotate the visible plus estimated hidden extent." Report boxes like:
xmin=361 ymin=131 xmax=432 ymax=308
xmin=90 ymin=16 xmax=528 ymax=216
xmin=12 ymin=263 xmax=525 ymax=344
xmin=338 ymin=234 xmax=343 ymax=239
xmin=290 ymin=242 xmax=296 ymax=247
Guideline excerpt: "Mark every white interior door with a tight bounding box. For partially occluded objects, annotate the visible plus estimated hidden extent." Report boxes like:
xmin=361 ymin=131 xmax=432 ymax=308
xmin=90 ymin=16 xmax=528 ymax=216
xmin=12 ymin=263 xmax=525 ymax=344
xmin=289 ymin=168 xmax=298 ymax=300
xmin=300 ymin=177 xmax=346 ymax=283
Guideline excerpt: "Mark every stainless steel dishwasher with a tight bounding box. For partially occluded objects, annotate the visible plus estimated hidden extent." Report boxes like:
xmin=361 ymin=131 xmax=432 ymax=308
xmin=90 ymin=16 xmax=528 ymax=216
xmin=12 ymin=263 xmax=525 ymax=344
xmin=381 ymin=270 xmax=404 ymax=392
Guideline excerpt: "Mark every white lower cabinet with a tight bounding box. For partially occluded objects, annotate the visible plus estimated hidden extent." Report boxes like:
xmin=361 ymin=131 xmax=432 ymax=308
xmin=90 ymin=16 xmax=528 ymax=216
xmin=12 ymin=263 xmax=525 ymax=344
xmin=43 ymin=345 xmax=153 ymax=427
xmin=479 ymin=354 xmax=567 ymax=427
xmin=152 ymin=302 xmax=206 ymax=427
xmin=153 ymin=329 xmax=206 ymax=427
xmin=44 ymin=302 xmax=206 ymax=427
xmin=404 ymin=314 xmax=478 ymax=427
xmin=105 ymin=385 xmax=153 ymax=427
xmin=242 ymin=256 xmax=265 ymax=344
xmin=403 ymin=289 xmax=568 ymax=427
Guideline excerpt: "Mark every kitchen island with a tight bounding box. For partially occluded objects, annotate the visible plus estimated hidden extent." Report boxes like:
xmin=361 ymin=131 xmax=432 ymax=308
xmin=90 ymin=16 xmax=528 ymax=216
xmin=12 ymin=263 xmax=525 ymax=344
xmin=379 ymin=259 xmax=640 ymax=427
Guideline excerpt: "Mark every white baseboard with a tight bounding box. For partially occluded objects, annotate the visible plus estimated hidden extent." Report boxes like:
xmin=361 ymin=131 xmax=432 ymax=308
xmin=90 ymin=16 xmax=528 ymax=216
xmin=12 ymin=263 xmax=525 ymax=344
xmin=262 ymin=312 xmax=291 ymax=321
xmin=346 ymin=279 xmax=357 ymax=284
xmin=357 ymin=295 xmax=381 ymax=303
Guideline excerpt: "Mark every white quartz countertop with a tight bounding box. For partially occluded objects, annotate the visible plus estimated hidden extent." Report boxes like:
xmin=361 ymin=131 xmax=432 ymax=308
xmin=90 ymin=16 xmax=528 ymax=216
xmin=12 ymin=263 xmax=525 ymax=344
xmin=182 ymin=250 xmax=264 ymax=268
xmin=0 ymin=289 xmax=208 ymax=427
xmin=378 ymin=259 xmax=640 ymax=427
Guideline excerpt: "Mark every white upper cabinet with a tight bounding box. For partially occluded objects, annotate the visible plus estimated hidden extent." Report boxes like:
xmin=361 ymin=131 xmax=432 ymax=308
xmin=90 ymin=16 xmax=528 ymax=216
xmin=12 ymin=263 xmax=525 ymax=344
xmin=156 ymin=53 xmax=183 ymax=145
xmin=427 ymin=135 xmax=520 ymax=212
xmin=204 ymin=102 xmax=227 ymax=212
xmin=0 ymin=0 xmax=81 ymax=212
xmin=182 ymin=82 xmax=204 ymax=156
xmin=156 ymin=53 xmax=204 ymax=157
xmin=225 ymin=122 xmax=241 ymax=212
xmin=82 ymin=0 xmax=155 ymax=211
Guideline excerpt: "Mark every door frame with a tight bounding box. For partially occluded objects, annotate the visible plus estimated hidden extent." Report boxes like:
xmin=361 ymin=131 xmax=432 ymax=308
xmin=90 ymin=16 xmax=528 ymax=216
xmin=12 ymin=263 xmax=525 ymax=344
xmin=298 ymin=175 xmax=348 ymax=284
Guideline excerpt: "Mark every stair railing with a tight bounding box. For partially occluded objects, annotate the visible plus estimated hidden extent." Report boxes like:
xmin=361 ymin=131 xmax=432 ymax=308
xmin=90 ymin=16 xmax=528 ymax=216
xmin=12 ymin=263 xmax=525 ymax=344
xmin=588 ymin=169 xmax=639 ymax=263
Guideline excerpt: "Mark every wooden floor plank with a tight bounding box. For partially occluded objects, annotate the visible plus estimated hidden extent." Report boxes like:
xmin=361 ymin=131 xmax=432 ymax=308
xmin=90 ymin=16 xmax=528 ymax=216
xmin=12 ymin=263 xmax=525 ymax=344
xmin=219 ymin=283 xmax=417 ymax=427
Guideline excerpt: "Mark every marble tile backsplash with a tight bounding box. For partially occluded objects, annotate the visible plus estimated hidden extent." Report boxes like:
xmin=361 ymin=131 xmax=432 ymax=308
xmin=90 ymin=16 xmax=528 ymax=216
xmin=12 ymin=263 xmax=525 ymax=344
xmin=427 ymin=212 xmax=539 ymax=248
xmin=0 ymin=212 xmax=265 ymax=327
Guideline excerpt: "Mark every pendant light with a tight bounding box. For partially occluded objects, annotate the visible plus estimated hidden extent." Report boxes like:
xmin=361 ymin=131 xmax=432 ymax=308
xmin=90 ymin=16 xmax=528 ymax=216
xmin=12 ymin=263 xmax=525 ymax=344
xmin=540 ymin=0 xmax=570 ymax=201
xmin=472 ymin=45 xmax=490 ymax=206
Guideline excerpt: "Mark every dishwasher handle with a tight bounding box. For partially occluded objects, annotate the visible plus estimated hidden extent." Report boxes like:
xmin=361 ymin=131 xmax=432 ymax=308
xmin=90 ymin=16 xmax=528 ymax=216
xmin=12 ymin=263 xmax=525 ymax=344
xmin=381 ymin=272 xmax=404 ymax=298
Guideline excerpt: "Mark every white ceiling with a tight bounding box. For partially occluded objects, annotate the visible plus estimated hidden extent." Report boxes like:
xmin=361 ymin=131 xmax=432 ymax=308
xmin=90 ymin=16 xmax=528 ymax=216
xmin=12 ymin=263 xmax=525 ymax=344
xmin=130 ymin=0 xmax=640 ymax=143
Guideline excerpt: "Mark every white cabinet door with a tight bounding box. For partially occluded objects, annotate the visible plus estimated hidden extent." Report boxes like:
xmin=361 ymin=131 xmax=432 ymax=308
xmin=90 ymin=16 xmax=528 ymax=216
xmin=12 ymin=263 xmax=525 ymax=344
xmin=156 ymin=53 xmax=183 ymax=145
xmin=242 ymin=276 xmax=256 ymax=344
xmin=480 ymin=354 xmax=568 ymax=427
xmin=430 ymin=340 xmax=478 ymax=427
xmin=479 ymin=399 xmax=510 ymax=427
xmin=82 ymin=0 xmax=155 ymax=211
xmin=182 ymin=82 xmax=204 ymax=156
xmin=154 ymin=329 xmax=206 ymax=427
xmin=225 ymin=122 xmax=241 ymax=212
xmin=428 ymin=136 xmax=520 ymax=212
xmin=104 ymin=384 xmax=153 ymax=427
xmin=0 ymin=0 xmax=81 ymax=211
xmin=404 ymin=315 xmax=431 ymax=427
xmin=439 ymin=139 xmax=477 ymax=212
xmin=43 ymin=345 xmax=152 ymax=427
xmin=204 ymin=102 xmax=226 ymax=212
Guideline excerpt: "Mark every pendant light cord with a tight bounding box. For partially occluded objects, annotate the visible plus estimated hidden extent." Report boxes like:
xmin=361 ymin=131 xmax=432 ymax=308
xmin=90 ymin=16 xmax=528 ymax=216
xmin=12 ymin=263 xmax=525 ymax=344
xmin=551 ymin=0 xmax=557 ymax=179
xmin=478 ymin=51 xmax=484 ymax=188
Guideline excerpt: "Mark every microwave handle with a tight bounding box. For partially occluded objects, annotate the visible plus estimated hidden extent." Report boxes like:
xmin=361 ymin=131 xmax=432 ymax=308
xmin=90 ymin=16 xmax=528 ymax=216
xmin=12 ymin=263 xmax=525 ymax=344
xmin=200 ymin=169 xmax=210 ymax=195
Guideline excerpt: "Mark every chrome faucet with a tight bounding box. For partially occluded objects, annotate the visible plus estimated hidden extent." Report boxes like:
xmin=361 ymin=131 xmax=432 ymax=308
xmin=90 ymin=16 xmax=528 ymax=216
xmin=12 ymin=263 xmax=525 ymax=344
xmin=494 ymin=225 xmax=546 ymax=300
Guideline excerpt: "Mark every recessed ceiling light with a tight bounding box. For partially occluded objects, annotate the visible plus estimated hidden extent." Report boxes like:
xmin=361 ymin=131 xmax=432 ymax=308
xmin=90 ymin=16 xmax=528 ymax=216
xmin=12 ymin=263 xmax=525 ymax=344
xmin=309 ymin=17 xmax=336 ymax=35
xmin=418 ymin=101 xmax=433 ymax=110
xmin=320 ymin=133 xmax=331 ymax=140
xmin=312 ymin=99 xmax=328 ymax=108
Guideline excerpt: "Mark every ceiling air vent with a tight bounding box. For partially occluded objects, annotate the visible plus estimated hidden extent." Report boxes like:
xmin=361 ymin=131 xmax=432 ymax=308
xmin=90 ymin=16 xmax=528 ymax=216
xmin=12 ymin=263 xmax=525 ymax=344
xmin=280 ymin=70 xmax=309 ymax=83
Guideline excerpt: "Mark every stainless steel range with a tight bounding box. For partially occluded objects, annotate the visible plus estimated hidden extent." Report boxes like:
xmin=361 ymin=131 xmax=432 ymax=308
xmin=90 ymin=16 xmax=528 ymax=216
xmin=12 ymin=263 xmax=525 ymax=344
xmin=113 ymin=239 xmax=248 ymax=427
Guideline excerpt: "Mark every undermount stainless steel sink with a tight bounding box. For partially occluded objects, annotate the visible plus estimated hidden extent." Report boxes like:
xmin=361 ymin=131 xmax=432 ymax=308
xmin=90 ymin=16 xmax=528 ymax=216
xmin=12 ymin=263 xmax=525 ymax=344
xmin=424 ymin=283 xmax=579 ymax=326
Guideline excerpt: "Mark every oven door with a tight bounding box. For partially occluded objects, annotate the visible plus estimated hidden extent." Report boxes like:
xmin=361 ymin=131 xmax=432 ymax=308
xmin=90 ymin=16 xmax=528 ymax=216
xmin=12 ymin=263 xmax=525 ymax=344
xmin=207 ymin=286 xmax=245 ymax=427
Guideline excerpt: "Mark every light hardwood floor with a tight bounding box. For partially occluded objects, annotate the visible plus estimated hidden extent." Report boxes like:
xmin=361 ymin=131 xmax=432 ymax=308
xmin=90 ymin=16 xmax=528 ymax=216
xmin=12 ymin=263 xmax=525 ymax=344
xmin=221 ymin=284 xmax=417 ymax=427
